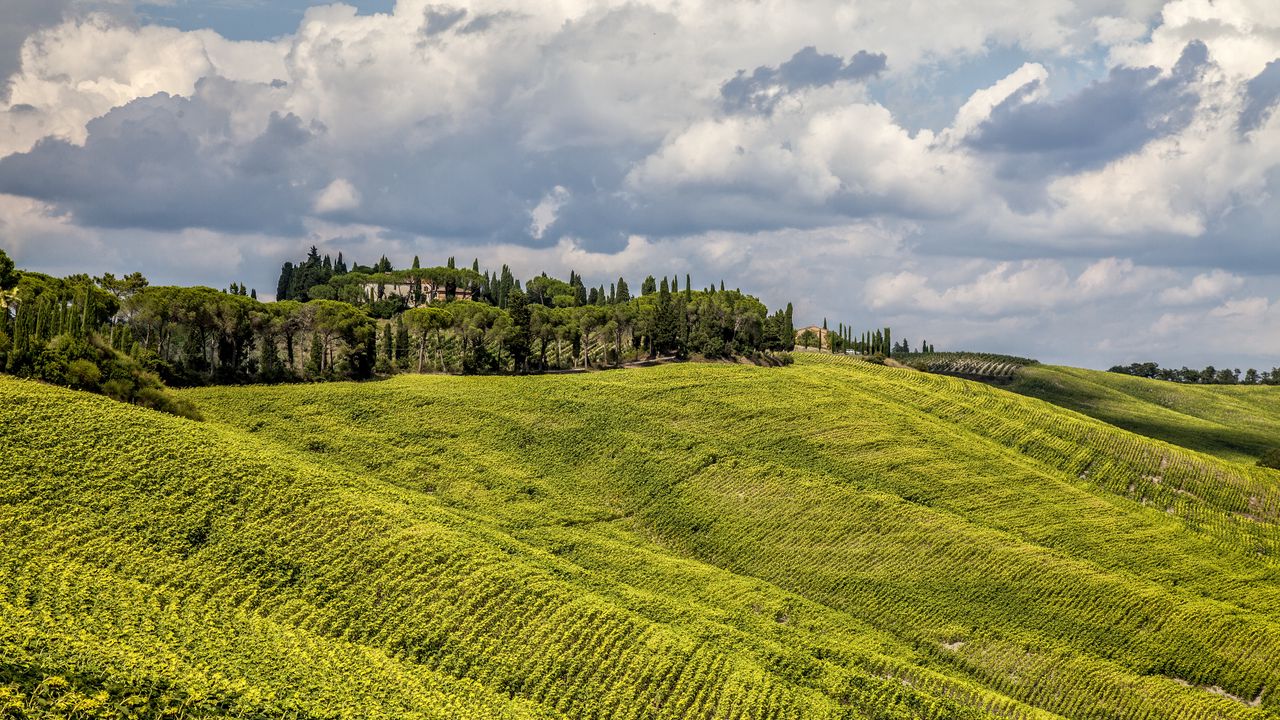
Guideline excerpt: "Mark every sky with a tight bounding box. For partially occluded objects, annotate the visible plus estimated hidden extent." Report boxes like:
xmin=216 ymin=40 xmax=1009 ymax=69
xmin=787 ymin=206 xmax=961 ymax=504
xmin=0 ymin=0 xmax=1278 ymax=370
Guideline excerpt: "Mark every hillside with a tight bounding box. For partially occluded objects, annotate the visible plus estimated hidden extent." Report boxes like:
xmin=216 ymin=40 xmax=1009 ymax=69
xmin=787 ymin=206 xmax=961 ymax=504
xmin=3 ymin=353 xmax=1280 ymax=719
xmin=1006 ymin=364 xmax=1280 ymax=464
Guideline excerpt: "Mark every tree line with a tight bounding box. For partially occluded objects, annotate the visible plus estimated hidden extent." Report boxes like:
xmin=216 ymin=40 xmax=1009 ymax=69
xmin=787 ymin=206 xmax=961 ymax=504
xmin=793 ymin=319 xmax=932 ymax=358
xmin=1108 ymin=361 xmax=1280 ymax=385
xmin=0 ymin=248 xmax=798 ymax=415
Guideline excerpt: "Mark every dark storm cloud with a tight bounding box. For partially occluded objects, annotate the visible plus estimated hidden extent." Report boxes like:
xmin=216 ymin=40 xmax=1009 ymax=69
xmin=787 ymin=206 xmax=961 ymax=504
xmin=721 ymin=46 xmax=887 ymax=114
xmin=0 ymin=79 xmax=321 ymax=234
xmin=1239 ymin=59 xmax=1280 ymax=134
xmin=970 ymin=41 xmax=1209 ymax=175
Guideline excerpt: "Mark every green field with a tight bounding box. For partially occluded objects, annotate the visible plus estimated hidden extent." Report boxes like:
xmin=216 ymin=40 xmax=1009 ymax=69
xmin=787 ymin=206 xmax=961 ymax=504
xmin=1007 ymin=365 xmax=1280 ymax=464
xmin=3 ymin=353 xmax=1279 ymax=719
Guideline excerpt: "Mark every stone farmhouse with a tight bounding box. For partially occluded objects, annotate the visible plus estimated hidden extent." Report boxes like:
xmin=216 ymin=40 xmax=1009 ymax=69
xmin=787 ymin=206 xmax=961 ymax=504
xmin=362 ymin=279 xmax=473 ymax=307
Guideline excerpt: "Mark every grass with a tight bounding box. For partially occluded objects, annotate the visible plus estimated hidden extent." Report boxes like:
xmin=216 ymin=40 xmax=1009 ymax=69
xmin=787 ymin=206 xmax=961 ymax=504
xmin=1006 ymin=364 xmax=1280 ymax=463
xmin=3 ymin=353 xmax=1279 ymax=719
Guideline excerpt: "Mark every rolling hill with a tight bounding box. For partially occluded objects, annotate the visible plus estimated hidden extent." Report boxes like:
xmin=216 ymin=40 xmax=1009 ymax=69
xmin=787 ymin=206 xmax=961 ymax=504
xmin=1005 ymin=364 xmax=1280 ymax=464
xmin=2 ymin=352 xmax=1279 ymax=719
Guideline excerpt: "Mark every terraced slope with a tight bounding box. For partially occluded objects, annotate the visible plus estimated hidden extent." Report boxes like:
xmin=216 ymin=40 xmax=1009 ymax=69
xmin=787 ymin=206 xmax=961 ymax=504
xmin=3 ymin=353 xmax=1279 ymax=719
xmin=1007 ymin=364 xmax=1280 ymax=463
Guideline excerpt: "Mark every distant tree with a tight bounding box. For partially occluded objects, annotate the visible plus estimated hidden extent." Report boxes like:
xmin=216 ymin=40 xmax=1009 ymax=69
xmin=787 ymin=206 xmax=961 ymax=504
xmin=276 ymin=262 xmax=294 ymax=300
xmin=641 ymin=275 xmax=657 ymax=295
xmin=799 ymin=329 xmax=817 ymax=349
xmin=379 ymin=323 xmax=393 ymax=371
xmin=412 ymin=255 xmax=421 ymax=270
xmin=506 ymin=289 xmax=532 ymax=373
xmin=616 ymin=277 xmax=630 ymax=303
xmin=0 ymin=248 xmax=18 ymax=290
xmin=395 ymin=317 xmax=410 ymax=367
xmin=403 ymin=306 xmax=453 ymax=373
xmin=308 ymin=333 xmax=325 ymax=376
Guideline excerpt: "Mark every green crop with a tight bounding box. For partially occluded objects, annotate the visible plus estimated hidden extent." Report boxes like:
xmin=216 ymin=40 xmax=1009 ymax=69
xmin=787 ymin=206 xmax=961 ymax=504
xmin=3 ymin=353 xmax=1278 ymax=719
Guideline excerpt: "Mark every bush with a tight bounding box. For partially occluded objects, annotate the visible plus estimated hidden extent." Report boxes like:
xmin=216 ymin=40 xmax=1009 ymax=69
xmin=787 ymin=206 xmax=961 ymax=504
xmin=9 ymin=332 xmax=202 ymax=421
xmin=1259 ymin=449 xmax=1280 ymax=470
xmin=66 ymin=359 xmax=102 ymax=389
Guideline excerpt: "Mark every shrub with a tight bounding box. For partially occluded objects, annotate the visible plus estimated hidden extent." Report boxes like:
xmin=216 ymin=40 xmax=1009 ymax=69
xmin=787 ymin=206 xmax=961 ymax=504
xmin=1259 ymin=449 xmax=1280 ymax=470
xmin=66 ymin=359 xmax=102 ymax=389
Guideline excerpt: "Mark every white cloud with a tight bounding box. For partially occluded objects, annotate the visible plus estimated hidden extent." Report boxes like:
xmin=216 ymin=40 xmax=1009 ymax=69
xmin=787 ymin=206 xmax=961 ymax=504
xmin=529 ymin=185 xmax=570 ymax=240
xmin=865 ymin=258 xmax=1174 ymax=317
xmin=313 ymin=178 xmax=361 ymax=214
xmin=946 ymin=62 xmax=1049 ymax=141
xmin=1159 ymin=269 xmax=1245 ymax=304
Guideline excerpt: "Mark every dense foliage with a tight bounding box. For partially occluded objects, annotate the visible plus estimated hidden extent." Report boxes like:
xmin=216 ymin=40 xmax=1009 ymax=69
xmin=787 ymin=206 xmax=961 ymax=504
xmin=0 ymin=266 xmax=199 ymax=418
xmin=1109 ymin=361 xmax=1280 ymax=385
xmin=4 ymin=354 xmax=1280 ymax=719
xmin=0 ymin=248 xmax=797 ymax=397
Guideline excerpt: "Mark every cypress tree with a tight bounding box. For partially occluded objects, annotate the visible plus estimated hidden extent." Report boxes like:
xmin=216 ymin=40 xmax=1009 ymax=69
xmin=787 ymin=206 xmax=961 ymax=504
xmin=276 ymin=262 xmax=293 ymax=298
xmin=395 ymin=318 xmax=410 ymax=366
xmin=309 ymin=334 xmax=325 ymax=376
xmin=616 ymin=277 xmax=630 ymax=303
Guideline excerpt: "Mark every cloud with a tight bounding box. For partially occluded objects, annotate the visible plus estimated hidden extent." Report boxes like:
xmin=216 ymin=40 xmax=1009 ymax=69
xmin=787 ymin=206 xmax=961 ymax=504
xmin=0 ymin=0 xmax=74 ymax=101
xmin=1240 ymin=59 xmax=1280 ymax=133
xmin=1158 ymin=269 xmax=1245 ymax=305
xmin=865 ymin=258 xmax=1174 ymax=317
xmin=0 ymin=0 xmax=1278 ymax=369
xmin=314 ymin=178 xmax=362 ymax=214
xmin=0 ymin=79 xmax=321 ymax=233
xmin=969 ymin=41 xmax=1209 ymax=175
xmin=721 ymin=46 xmax=887 ymax=114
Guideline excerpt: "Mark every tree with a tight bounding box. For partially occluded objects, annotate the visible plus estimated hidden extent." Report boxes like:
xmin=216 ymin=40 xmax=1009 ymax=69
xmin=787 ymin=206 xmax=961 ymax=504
xmin=799 ymin=329 xmax=817 ymax=349
xmin=379 ymin=323 xmax=393 ymax=373
xmin=403 ymin=306 xmax=453 ymax=372
xmin=0 ymin=248 xmax=18 ymax=290
xmin=395 ymin=317 xmax=410 ymax=368
xmin=616 ymin=277 xmax=630 ymax=303
xmin=276 ymin=262 xmax=294 ymax=300
xmin=641 ymin=275 xmax=657 ymax=295
xmin=506 ymin=289 xmax=532 ymax=373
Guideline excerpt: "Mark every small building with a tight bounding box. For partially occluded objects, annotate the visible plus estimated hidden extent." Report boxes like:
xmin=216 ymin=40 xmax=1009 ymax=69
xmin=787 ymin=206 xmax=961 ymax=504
xmin=794 ymin=325 xmax=831 ymax=349
xmin=362 ymin=280 xmax=473 ymax=307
